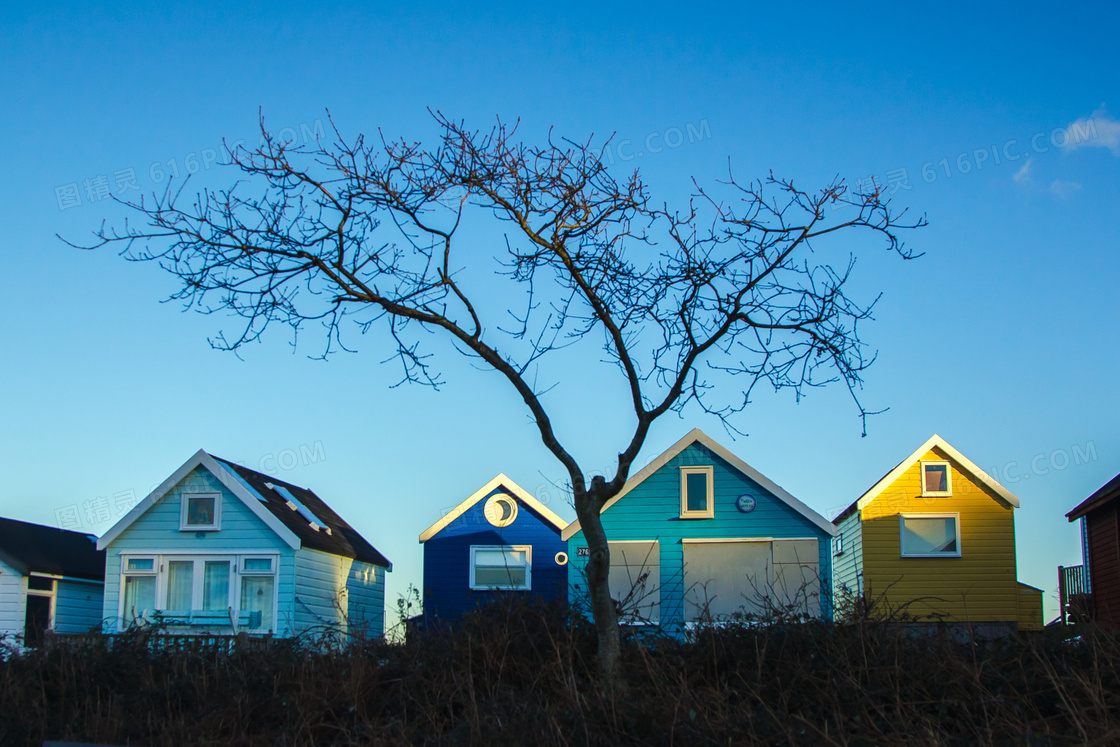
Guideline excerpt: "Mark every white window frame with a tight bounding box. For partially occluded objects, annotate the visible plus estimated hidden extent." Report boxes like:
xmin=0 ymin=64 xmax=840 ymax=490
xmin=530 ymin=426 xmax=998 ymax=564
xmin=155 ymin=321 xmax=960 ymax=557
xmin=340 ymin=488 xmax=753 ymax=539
xmin=117 ymin=553 xmax=279 ymax=632
xmin=180 ymin=492 xmax=221 ymax=531
xmin=899 ymin=513 xmax=962 ymax=558
xmin=920 ymin=460 xmax=952 ymax=497
xmin=469 ymin=545 xmax=532 ymax=591
xmin=680 ymin=465 xmax=715 ymax=519
xmin=25 ymin=573 xmax=58 ymax=634
xmin=833 ymin=534 xmax=844 ymax=556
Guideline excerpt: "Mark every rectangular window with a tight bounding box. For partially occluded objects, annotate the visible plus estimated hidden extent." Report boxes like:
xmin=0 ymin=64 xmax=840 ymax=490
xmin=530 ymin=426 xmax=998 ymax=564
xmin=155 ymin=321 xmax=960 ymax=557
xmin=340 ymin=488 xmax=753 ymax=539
xmin=900 ymin=514 xmax=961 ymax=557
xmin=119 ymin=554 xmax=276 ymax=632
xmin=609 ymin=541 xmax=660 ymax=624
xmin=680 ymin=466 xmax=715 ymax=519
xmin=470 ymin=545 xmax=531 ymax=590
xmin=921 ymin=461 xmax=952 ymax=496
xmin=180 ymin=493 xmax=221 ymax=531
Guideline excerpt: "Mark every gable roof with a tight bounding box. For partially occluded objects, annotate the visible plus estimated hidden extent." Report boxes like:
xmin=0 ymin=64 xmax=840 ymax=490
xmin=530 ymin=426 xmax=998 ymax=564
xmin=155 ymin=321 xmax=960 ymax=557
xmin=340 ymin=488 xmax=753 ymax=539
xmin=97 ymin=450 xmax=391 ymax=569
xmin=1067 ymin=472 xmax=1120 ymax=522
xmin=419 ymin=473 xmax=567 ymax=542
xmin=560 ymin=428 xmax=836 ymax=541
xmin=0 ymin=516 xmax=104 ymax=581
xmin=833 ymin=434 xmax=1020 ymax=523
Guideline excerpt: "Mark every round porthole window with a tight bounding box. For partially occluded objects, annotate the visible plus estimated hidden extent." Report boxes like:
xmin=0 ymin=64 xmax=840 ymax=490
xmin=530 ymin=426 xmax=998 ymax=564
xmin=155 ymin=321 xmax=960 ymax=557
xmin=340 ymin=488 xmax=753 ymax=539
xmin=484 ymin=494 xmax=518 ymax=527
xmin=555 ymin=551 xmax=569 ymax=566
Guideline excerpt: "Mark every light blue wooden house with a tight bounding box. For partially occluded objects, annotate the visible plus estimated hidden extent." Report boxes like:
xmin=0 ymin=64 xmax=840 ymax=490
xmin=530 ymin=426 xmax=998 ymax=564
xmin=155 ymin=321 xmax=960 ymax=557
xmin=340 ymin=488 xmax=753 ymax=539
xmin=0 ymin=516 xmax=105 ymax=646
xmin=418 ymin=474 xmax=568 ymax=626
xmin=97 ymin=450 xmax=391 ymax=638
xmin=562 ymin=429 xmax=836 ymax=635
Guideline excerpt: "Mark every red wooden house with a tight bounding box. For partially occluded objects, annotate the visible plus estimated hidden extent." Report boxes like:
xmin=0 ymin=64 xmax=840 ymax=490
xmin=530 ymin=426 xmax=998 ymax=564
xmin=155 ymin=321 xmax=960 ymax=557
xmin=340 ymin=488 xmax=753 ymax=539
xmin=1063 ymin=473 xmax=1120 ymax=626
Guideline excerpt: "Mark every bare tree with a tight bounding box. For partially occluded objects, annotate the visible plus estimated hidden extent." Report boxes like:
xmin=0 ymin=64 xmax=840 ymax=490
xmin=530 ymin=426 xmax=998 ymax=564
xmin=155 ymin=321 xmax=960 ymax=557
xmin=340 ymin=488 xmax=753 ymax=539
xmin=78 ymin=112 xmax=923 ymax=682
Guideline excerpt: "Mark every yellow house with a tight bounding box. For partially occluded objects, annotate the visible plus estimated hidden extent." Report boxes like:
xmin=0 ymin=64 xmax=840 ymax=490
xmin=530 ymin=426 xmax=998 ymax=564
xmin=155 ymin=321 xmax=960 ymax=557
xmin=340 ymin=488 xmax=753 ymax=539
xmin=832 ymin=435 xmax=1043 ymax=632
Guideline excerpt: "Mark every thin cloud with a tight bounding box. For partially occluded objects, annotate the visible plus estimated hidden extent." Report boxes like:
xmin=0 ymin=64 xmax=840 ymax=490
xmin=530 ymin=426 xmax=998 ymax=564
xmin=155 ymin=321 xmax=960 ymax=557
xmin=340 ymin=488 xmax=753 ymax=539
xmin=1013 ymin=159 xmax=1033 ymax=183
xmin=1049 ymin=179 xmax=1083 ymax=197
xmin=1064 ymin=106 xmax=1120 ymax=155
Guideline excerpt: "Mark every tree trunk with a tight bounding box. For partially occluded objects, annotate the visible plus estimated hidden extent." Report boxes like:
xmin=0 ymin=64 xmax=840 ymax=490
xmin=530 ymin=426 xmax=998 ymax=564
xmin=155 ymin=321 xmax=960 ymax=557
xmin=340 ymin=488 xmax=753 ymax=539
xmin=574 ymin=481 xmax=622 ymax=685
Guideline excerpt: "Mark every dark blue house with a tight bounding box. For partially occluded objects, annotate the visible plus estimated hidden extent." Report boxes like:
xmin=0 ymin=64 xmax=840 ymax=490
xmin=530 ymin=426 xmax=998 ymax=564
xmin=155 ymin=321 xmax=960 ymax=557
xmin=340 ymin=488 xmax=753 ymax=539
xmin=418 ymin=474 xmax=569 ymax=624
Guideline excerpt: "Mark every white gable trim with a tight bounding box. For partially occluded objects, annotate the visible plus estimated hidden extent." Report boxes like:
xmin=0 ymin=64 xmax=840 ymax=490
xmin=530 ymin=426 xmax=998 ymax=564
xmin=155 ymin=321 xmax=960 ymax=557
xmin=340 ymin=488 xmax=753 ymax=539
xmin=97 ymin=449 xmax=302 ymax=551
xmin=561 ymin=428 xmax=836 ymax=541
xmin=855 ymin=434 xmax=1020 ymax=512
xmin=418 ymin=473 xmax=567 ymax=542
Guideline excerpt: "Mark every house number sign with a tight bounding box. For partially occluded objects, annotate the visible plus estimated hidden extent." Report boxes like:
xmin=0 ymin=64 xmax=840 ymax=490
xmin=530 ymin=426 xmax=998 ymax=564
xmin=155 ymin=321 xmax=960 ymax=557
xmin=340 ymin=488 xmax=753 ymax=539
xmin=736 ymin=494 xmax=756 ymax=513
xmin=577 ymin=546 xmax=590 ymax=557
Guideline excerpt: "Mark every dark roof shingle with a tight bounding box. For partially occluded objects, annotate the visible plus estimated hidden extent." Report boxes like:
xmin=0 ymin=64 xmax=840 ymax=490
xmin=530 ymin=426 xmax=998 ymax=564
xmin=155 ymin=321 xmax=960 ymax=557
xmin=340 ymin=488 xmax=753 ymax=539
xmin=214 ymin=457 xmax=391 ymax=569
xmin=0 ymin=517 xmax=105 ymax=581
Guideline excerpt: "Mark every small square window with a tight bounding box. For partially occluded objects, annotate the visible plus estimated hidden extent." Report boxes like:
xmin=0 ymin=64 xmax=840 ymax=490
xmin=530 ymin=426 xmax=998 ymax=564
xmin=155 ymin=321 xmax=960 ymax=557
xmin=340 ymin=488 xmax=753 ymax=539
xmin=900 ymin=514 xmax=961 ymax=557
xmin=833 ymin=535 xmax=844 ymax=556
xmin=680 ymin=466 xmax=714 ymax=518
xmin=27 ymin=575 xmax=55 ymax=592
xmin=921 ymin=461 xmax=951 ymax=496
xmin=180 ymin=493 xmax=220 ymax=531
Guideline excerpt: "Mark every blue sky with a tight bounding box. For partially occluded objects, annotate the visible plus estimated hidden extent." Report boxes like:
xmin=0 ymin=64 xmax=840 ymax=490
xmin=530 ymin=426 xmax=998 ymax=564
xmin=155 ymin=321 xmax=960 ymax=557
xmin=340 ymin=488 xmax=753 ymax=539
xmin=2 ymin=2 xmax=1117 ymax=623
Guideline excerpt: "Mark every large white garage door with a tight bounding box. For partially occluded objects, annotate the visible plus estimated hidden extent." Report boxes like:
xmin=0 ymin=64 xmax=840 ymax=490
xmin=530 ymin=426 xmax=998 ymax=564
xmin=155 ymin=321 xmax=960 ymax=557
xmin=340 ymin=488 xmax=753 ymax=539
xmin=608 ymin=541 xmax=660 ymax=624
xmin=683 ymin=539 xmax=820 ymax=621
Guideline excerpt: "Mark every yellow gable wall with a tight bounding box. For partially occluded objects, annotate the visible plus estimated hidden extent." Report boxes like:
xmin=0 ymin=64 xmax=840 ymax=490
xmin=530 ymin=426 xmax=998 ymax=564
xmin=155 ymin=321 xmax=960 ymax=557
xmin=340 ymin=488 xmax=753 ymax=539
xmin=860 ymin=447 xmax=1020 ymax=623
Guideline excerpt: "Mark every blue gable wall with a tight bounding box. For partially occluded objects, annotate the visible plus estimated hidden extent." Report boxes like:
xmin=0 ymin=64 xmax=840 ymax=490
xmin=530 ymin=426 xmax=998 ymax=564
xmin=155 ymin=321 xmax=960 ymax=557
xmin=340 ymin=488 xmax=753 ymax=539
xmin=567 ymin=441 xmax=833 ymax=635
xmin=103 ymin=464 xmax=296 ymax=634
xmin=422 ymin=487 xmax=567 ymax=624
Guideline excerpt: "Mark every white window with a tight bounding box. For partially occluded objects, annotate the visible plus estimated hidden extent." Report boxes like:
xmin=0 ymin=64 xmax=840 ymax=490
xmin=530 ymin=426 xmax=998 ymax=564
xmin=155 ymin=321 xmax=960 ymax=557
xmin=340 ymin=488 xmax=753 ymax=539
xmin=680 ymin=466 xmax=714 ymax=519
xmin=121 ymin=557 xmax=157 ymax=625
xmin=609 ymin=541 xmax=660 ymax=624
xmin=118 ymin=554 xmax=278 ymax=631
xmin=833 ymin=534 xmax=844 ymax=556
xmin=240 ymin=557 xmax=276 ymax=631
xmin=180 ymin=492 xmax=221 ymax=531
xmin=920 ymin=461 xmax=952 ymax=497
xmin=900 ymin=514 xmax=961 ymax=557
xmin=24 ymin=575 xmax=57 ymax=646
xmin=470 ymin=546 xmax=531 ymax=590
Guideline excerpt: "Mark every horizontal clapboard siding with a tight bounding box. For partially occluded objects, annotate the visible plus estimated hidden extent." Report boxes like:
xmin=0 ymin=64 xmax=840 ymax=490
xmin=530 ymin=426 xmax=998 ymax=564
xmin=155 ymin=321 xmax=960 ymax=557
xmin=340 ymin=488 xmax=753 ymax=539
xmin=568 ymin=441 xmax=833 ymax=636
xmin=53 ymin=579 xmax=105 ymax=634
xmin=1087 ymin=502 xmax=1120 ymax=625
xmin=832 ymin=511 xmax=863 ymax=602
xmin=0 ymin=558 xmax=25 ymax=637
xmin=861 ymin=447 xmax=1020 ymax=623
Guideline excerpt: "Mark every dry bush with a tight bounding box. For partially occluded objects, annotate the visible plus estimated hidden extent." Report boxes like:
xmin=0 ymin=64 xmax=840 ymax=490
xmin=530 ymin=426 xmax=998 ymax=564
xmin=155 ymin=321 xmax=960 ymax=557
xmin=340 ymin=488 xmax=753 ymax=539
xmin=1 ymin=601 xmax=1119 ymax=745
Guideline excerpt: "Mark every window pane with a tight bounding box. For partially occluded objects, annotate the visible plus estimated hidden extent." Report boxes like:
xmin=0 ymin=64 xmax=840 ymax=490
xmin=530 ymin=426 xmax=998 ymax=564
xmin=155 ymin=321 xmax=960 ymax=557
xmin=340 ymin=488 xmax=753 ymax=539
xmin=924 ymin=465 xmax=948 ymax=493
xmin=166 ymin=561 xmax=194 ymax=610
xmin=126 ymin=558 xmax=154 ymax=571
xmin=475 ymin=549 xmax=524 ymax=566
xmin=243 ymin=558 xmax=272 ymax=572
xmin=27 ymin=576 xmax=54 ymax=592
xmin=686 ymin=472 xmax=708 ymax=512
xmin=123 ymin=575 xmax=156 ymax=623
xmin=474 ymin=566 xmax=527 ymax=587
xmin=241 ymin=576 xmax=274 ymax=629
xmin=904 ymin=517 xmax=957 ymax=554
xmin=187 ymin=496 xmax=216 ymax=525
xmin=609 ymin=541 xmax=660 ymax=623
xmin=202 ymin=561 xmax=230 ymax=610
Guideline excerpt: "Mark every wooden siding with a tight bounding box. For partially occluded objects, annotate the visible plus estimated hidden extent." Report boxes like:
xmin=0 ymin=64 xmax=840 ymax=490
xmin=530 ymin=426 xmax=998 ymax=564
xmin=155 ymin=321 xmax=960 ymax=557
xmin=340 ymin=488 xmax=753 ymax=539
xmin=53 ymin=579 xmax=105 ymax=634
xmin=293 ymin=547 xmax=350 ymax=632
xmin=832 ymin=510 xmax=863 ymax=603
xmin=103 ymin=465 xmax=295 ymax=633
xmin=1086 ymin=501 xmax=1120 ymax=626
xmin=1017 ymin=583 xmax=1044 ymax=631
xmin=860 ymin=447 xmax=1021 ymax=624
xmin=345 ymin=561 xmax=386 ymax=637
xmin=567 ymin=442 xmax=833 ymax=636
xmin=422 ymin=488 xmax=567 ymax=624
xmin=0 ymin=557 xmax=25 ymax=638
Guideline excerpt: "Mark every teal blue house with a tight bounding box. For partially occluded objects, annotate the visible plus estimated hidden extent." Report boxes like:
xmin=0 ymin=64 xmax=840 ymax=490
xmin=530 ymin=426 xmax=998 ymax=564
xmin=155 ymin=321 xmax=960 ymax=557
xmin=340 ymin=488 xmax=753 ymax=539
xmin=97 ymin=450 xmax=391 ymax=638
xmin=562 ymin=429 xmax=836 ymax=635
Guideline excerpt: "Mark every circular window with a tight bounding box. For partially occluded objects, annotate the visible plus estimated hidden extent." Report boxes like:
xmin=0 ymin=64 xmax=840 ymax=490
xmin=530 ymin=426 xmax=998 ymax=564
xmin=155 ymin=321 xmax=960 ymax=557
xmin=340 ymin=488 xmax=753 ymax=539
xmin=555 ymin=551 xmax=569 ymax=566
xmin=484 ymin=494 xmax=518 ymax=527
